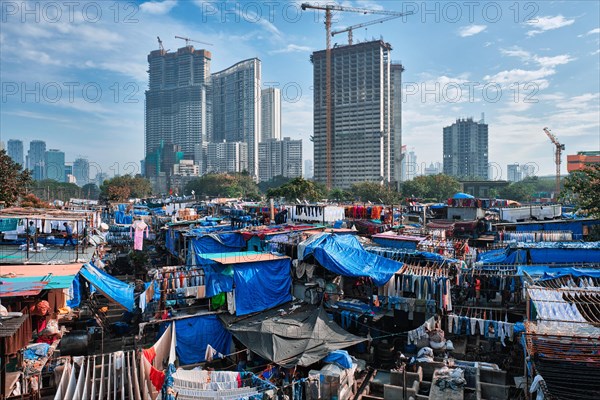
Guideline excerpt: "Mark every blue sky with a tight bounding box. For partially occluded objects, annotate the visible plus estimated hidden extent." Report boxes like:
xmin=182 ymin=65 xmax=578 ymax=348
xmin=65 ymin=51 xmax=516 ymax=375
xmin=1 ymin=0 xmax=599 ymax=180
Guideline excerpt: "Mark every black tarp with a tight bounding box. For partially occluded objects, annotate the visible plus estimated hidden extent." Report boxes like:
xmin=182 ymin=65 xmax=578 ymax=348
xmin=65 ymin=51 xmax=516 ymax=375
xmin=220 ymin=303 xmax=365 ymax=368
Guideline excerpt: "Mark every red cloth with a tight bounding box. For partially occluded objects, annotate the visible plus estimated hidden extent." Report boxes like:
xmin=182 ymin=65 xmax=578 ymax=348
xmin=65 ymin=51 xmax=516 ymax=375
xmin=143 ymin=347 xmax=156 ymax=362
xmin=149 ymin=365 xmax=165 ymax=390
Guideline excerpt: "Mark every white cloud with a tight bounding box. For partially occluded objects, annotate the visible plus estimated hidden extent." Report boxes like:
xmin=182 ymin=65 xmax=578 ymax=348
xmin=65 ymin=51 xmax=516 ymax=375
xmin=458 ymin=25 xmax=487 ymax=37
xmin=586 ymin=28 xmax=600 ymax=35
xmin=526 ymin=15 xmax=575 ymax=37
xmin=269 ymin=44 xmax=312 ymax=55
xmin=500 ymin=47 xmax=575 ymax=68
xmin=591 ymin=49 xmax=600 ymax=56
xmin=140 ymin=1 xmax=178 ymax=15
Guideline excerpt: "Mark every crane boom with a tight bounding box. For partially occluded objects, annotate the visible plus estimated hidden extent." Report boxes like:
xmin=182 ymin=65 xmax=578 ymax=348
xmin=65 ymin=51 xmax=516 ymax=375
xmin=543 ymin=127 xmax=565 ymax=197
xmin=331 ymin=13 xmax=413 ymax=45
xmin=174 ymin=35 xmax=213 ymax=47
xmin=302 ymin=3 xmax=410 ymax=16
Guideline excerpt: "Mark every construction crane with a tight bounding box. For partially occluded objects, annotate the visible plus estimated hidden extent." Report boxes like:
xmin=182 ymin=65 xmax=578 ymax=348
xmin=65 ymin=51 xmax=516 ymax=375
xmin=157 ymin=36 xmax=165 ymax=52
xmin=174 ymin=35 xmax=213 ymax=47
xmin=301 ymin=3 xmax=412 ymax=189
xmin=543 ymin=127 xmax=565 ymax=196
xmin=332 ymin=13 xmax=413 ymax=45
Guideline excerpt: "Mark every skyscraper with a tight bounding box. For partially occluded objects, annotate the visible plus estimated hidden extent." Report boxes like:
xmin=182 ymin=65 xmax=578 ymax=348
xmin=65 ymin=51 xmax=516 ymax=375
xmin=390 ymin=64 xmax=404 ymax=186
xmin=27 ymin=140 xmax=46 ymax=181
xmin=211 ymin=58 xmax=261 ymax=178
xmin=443 ymin=117 xmax=489 ymax=179
xmin=145 ymin=45 xmax=212 ymax=177
xmin=73 ymin=158 xmax=90 ymax=186
xmin=7 ymin=139 xmax=24 ymax=167
xmin=402 ymin=150 xmax=418 ymax=181
xmin=261 ymin=87 xmax=281 ymax=142
xmin=312 ymin=40 xmax=396 ymax=189
xmin=44 ymin=149 xmax=65 ymax=182
xmin=304 ymin=159 xmax=313 ymax=179
xmin=258 ymin=137 xmax=303 ymax=182
xmin=206 ymin=141 xmax=248 ymax=174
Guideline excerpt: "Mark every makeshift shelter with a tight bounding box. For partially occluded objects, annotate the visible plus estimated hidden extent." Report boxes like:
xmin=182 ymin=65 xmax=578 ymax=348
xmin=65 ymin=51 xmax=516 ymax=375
xmin=477 ymin=242 xmax=600 ymax=265
xmin=194 ymin=252 xmax=293 ymax=315
xmin=220 ymin=303 xmax=365 ymax=368
xmin=77 ymin=263 xmax=135 ymax=312
xmin=300 ymin=233 xmax=403 ymax=286
xmin=371 ymin=233 xmax=424 ymax=250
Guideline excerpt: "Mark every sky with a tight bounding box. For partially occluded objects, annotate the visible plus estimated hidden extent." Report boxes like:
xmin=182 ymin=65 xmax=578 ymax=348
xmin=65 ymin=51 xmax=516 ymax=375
xmin=1 ymin=0 xmax=599 ymax=180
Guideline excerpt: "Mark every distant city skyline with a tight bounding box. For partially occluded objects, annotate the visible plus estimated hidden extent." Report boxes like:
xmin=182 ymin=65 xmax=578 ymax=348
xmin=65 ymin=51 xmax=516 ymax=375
xmin=1 ymin=1 xmax=598 ymax=178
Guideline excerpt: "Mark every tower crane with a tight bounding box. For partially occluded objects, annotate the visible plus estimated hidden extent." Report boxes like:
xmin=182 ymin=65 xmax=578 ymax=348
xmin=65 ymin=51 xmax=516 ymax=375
xmin=543 ymin=127 xmax=565 ymax=196
xmin=301 ymin=3 xmax=412 ymax=189
xmin=332 ymin=12 xmax=414 ymax=46
xmin=174 ymin=35 xmax=213 ymax=47
xmin=157 ymin=36 xmax=165 ymax=52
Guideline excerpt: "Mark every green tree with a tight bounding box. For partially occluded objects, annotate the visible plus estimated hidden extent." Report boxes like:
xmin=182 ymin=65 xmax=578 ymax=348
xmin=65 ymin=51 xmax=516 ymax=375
xmin=401 ymin=174 xmax=461 ymax=202
xmin=328 ymin=188 xmax=352 ymax=202
xmin=0 ymin=149 xmax=32 ymax=207
xmin=562 ymin=164 xmax=600 ymax=217
xmin=258 ymin=175 xmax=292 ymax=193
xmin=349 ymin=182 xmax=401 ymax=204
xmin=266 ymin=177 xmax=324 ymax=202
xmin=100 ymin=175 xmax=152 ymax=201
xmin=29 ymin=179 xmax=81 ymax=202
xmin=81 ymin=183 xmax=100 ymax=200
xmin=185 ymin=173 xmax=260 ymax=200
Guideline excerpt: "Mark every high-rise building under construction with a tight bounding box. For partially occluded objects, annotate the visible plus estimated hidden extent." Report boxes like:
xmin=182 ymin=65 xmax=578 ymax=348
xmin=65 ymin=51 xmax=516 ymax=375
xmin=312 ymin=40 xmax=402 ymax=189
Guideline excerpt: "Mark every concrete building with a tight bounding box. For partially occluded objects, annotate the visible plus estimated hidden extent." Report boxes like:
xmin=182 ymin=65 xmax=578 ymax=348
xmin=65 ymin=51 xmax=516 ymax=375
xmin=304 ymin=159 xmax=313 ymax=179
xmin=261 ymin=88 xmax=281 ymax=142
xmin=424 ymin=162 xmax=442 ymax=176
xmin=173 ymin=159 xmax=200 ymax=176
xmin=390 ymin=64 xmax=404 ymax=186
xmin=206 ymin=141 xmax=248 ymax=174
xmin=27 ymin=140 xmax=46 ymax=181
xmin=73 ymin=158 xmax=90 ymax=186
xmin=567 ymin=151 xmax=600 ymax=172
xmin=145 ymin=45 xmax=212 ymax=177
xmin=443 ymin=117 xmax=489 ymax=179
xmin=402 ymin=150 xmax=418 ymax=181
xmin=507 ymin=163 xmax=521 ymax=182
xmin=95 ymin=172 xmax=109 ymax=186
xmin=64 ymin=164 xmax=73 ymax=183
xmin=44 ymin=149 xmax=65 ymax=182
xmin=7 ymin=139 xmax=24 ymax=167
xmin=211 ymin=58 xmax=261 ymax=178
xmin=258 ymin=137 xmax=303 ymax=182
xmin=312 ymin=40 xmax=397 ymax=188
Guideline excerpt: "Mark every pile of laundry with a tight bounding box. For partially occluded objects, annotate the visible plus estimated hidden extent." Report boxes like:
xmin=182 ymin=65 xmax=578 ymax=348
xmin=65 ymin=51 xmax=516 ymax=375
xmin=435 ymin=367 xmax=466 ymax=391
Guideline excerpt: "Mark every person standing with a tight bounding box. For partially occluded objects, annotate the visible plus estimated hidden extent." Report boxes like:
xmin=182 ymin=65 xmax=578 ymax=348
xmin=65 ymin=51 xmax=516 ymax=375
xmin=62 ymin=222 xmax=76 ymax=248
xmin=27 ymin=221 xmax=38 ymax=250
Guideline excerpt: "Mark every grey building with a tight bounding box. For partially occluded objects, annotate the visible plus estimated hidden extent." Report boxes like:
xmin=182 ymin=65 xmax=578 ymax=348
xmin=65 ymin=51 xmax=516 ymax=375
xmin=259 ymin=137 xmax=302 ymax=182
xmin=507 ymin=163 xmax=521 ymax=182
xmin=261 ymin=87 xmax=281 ymax=142
xmin=304 ymin=159 xmax=313 ymax=179
xmin=145 ymin=45 xmax=212 ymax=176
xmin=211 ymin=58 xmax=261 ymax=178
xmin=402 ymin=150 xmax=418 ymax=181
xmin=391 ymin=64 xmax=404 ymax=187
xmin=443 ymin=117 xmax=489 ymax=180
xmin=27 ymin=140 xmax=46 ymax=181
xmin=312 ymin=40 xmax=397 ymax=189
xmin=44 ymin=149 xmax=65 ymax=182
xmin=73 ymin=158 xmax=90 ymax=186
xmin=7 ymin=139 xmax=24 ymax=167
xmin=206 ymin=141 xmax=248 ymax=174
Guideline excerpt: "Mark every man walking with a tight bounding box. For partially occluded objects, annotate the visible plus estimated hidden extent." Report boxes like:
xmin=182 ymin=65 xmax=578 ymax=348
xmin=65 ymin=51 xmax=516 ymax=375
xmin=62 ymin=222 xmax=76 ymax=248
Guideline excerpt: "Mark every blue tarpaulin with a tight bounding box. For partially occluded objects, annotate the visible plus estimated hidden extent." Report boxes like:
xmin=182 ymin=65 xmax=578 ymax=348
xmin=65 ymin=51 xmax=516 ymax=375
xmin=233 ymin=258 xmax=292 ymax=315
xmin=165 ymin=229 xmax=180 ymax=257
xmin=517 ymin=266 xmax=600 ymax=279
xmin=476 ymin=246 xmax=527 ymax=264
xmin=159 ymin=314 xmax=231 ymax=366
xmin=67 ymin=276 xmax=81 ymax=308
xmin=323 ymin=350 xmax=353 ymax=369
xmin=478 ymin=242 xmax=600 ymax=264
xmin=79 ymin=263 xmax=134 ymax=311
xmin=453 ymin=192 xmax=474 ymax=199
xmin=304 ymin=234 xmax=403 ymax=286
xmin=115 ymin=211 xmax=132 ymax=224
xmin=189 ymin=233 xmax=245 ymax=254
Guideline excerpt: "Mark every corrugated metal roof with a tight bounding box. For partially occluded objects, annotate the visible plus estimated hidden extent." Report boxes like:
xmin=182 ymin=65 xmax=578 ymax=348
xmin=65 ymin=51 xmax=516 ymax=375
xmin=0 ymin=314 xmax=27 ymax=338
xmin=0 ymin=281 xmax=47 ymax=297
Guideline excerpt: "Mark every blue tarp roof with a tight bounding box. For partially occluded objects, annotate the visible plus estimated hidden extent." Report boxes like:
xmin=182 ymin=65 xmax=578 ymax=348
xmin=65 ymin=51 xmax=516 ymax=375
xmin=303 ymin=234 xmax=403 ymax=286
xmin=453 ymin=192 xmax=475 ymax=199
xmin=516 ymin=266 xmax=600 ymax=279
xmin=189 ymin=233 xmax=245 ymax=254
xmin=79 ymin=263 xmax=134 ymax=312
xmin=193 ymin=252 xmax=292 ymax=316
xmin=477 ymin=242 xmax=600 ymax=264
